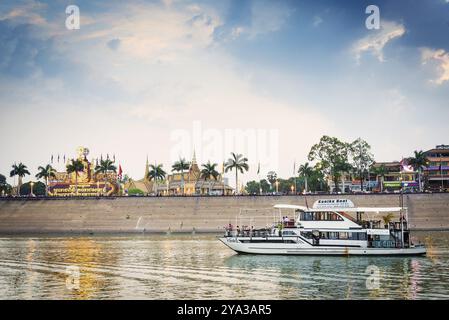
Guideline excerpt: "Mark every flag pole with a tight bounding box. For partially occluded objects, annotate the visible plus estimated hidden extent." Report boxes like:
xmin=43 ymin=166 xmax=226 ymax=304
xmin=441 ymin=154 xmax=444 ymax=191
xmin=293 ymin=160 xmax=297 ymax=195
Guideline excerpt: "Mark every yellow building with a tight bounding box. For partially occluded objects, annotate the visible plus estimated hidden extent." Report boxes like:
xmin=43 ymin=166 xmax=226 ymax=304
xmin=125 ymin=153 xmax=233 ymax=195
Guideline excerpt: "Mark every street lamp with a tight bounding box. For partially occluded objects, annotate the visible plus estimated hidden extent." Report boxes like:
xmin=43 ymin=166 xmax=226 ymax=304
xmin=30 ymin=181 xmax=35 ymax=197
xmin=275 ymin=180 xmax=279 ymax=193
xmin=290 ymin=185 xmax=294 ymax=194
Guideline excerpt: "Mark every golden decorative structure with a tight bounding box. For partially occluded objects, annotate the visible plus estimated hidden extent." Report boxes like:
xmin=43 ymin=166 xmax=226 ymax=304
xmin=48 ymin=147 xmax=119 ymax=197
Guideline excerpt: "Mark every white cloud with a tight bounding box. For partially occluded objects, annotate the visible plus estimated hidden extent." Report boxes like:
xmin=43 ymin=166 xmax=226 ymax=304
xmin=0 ymin=0 xmax=47 ymax=25
xmin=421 ymin=48 xmax=449 ymax=85
xmin=352 ymin=21 xmax=405 ymax=63
xmin=313 ymin=16 xmax=323 ymax=27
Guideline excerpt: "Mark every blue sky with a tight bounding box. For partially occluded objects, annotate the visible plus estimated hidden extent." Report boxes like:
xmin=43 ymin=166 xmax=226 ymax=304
xmin=0 ymin=0 xmax=448 ymax=184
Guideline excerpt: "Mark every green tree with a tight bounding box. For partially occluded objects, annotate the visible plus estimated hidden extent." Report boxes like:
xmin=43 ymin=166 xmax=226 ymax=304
xmin=349 ymin=138 xmax=374 ymax=191
xmin=225 ymin=153 xmax=249 ymax=194
xmin=172 ymin=158 xmax=190 ymax=194
xmin=0 ymin=174 xmax=12 ymax=196
xmin=308 ymin=136 xmax=350 ymax=192
xmin=298 ymin=163 xmax=313 ymax=193
xmin=371 ymin=164 xmax=387 ymax=192
xmin=200 ymin=162 xmax=219 ymax=194
xmin=128 ymin=188 xmax=144 ymax=196
xmin=408 ymin=150 xmax=429 ymax=192
xmin=148 ymin=164 xmax=166 ymax=181
xmin=260 ymin=179 xmax=271 ymax=193
xmin=148 ymin=164 xmax=166 ymax=195
xmin=95 ymin=159 xmax=117 ymax=195
xmin=35 ymin=164 xmax=56 ymax=196
xmin=245 ymin=180 xmax=261 ymax=194
xmin=20 ymin=181 xmax=46 ymax=196
xmin=10 ymin=163 xmax=30 ymax=196
xmin=66 ymin=159 xmax=85 ymax=196
xmin=245 ymin=179 xmax=272 ymax=194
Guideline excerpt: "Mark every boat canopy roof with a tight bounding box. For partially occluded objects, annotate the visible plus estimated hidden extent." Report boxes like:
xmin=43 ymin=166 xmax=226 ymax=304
xmin=273 ymin=204 xmax=405 ymax=213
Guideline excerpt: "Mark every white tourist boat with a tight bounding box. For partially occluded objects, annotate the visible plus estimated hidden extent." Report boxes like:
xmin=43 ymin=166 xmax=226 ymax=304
xmin=219 ymin=199 xmax=426 ymax=256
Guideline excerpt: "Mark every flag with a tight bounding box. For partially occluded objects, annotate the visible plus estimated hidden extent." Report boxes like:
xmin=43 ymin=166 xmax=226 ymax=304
xmin=293 ymin=161 xmax=296 ymax=175
xmin=222 ymin=161 xmax=225 ymax=174
xmin=100 ymin=154 xmax=103 ymax=162
xmin=107 ymin=154 xmax=109 ymax=160
xmin=113 ymin=154 xmax=116 ymax=162
xmin=257 ymin=162 xmax=260 ymax=175
xmin=118 ymin=165 xmax=123 ymax=179
xmin=51 ymin=155 xmax=54 ymax=163
xmin=57 ymin=154 xmax=60 ymax=163
xmin=63 ymin=155 xmax=66 ymax=163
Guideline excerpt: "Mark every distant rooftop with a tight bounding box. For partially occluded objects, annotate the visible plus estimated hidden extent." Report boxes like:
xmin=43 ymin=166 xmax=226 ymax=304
xmin=425 ymin=144 xmax=449 ymax=155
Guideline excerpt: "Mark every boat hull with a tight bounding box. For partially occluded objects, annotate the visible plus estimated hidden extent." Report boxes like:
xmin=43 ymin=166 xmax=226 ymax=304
xmin=219 ymin=238 xmax=427 ymax=256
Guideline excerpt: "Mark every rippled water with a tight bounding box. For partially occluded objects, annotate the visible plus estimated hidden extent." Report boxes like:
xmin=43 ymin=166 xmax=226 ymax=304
xmin=0 ymin=231 xmax=448 ymax=299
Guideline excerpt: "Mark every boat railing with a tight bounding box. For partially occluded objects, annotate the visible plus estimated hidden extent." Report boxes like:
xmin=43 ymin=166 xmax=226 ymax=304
xmin=224 ymin=229 xmax=272 ymax=238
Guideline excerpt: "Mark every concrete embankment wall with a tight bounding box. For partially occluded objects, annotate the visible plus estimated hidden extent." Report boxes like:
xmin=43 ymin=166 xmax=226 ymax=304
xmin=0 ymin=194 xmax=448 ymax=233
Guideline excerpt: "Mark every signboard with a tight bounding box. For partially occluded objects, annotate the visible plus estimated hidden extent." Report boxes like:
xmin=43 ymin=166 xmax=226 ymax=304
xmin=48 ymin=183 xmax=116 ymax=196
xmin=313 ymin=199 xmax=355 ymax=209
xmin=366 ymin=229 xmax=390 ymax=235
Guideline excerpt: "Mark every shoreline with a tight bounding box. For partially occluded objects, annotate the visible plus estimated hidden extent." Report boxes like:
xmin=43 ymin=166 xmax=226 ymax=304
xmin=1 ymin=194 xmax=448 ymax=233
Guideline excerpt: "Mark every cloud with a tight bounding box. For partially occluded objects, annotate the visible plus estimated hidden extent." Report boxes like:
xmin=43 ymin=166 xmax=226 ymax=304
xmin=214 ymin=0 xmax=291 ymax=42
xmin=313 ymin=16 xmax=323 ymax=27
xmin=0 ymin=0 xmax=47 ymax=26
xmin=421 ymin=48 xmax=449 ymax=85
xmin=352 ymin=21 xmax=405 ymax=63
xmin=107 ymin=38 xmax=121 ymax=51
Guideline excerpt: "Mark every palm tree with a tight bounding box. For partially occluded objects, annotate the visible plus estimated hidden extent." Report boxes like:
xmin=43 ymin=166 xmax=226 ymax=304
xmin=148 ymin=164 xmax=166 ymax=181
xmin=95 ymin=159 xmax=117 ymax=195
xmin=371 ymin=164 xmax=387 ymax=192
xmin=148 ymin=164 xmax=166 ymax=195
xmin=298 ymin=163 xmax=313 ymax=193
xmin=172 ymin=158 xmax=190 ymax=194
xmin=35 ymin=164 xmax=56 ymax=196
xmin=408 ymin=150 xmax=429 ymax=192
xmin=10 ymin=163 xmax=30 ymax=196
xmin=225 ymin=153 xmax=249 ymax=194
xmin=200 ymin=161 xmax=219 ymax=194
xmin=66 ymin=159 xmax=85 ymax=196
xmin=382 ymin=213 xmax=395 ymax=227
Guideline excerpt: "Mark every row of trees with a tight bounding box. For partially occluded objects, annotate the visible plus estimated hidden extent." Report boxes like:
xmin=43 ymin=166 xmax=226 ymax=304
xmin=2 ymin=138 xmax=431 ymax=196
xmin=245 ymin=136 xmax=430 ymax=194
xmin=146 ymin=152 xmax=249 ymax=194
xmin=3 ymin=152 xmax=251 ymax=196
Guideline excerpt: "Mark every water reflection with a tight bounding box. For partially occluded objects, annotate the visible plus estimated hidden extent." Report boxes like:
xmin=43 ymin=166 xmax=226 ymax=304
xmin=0 ymin=231 xmax=448 ymax=299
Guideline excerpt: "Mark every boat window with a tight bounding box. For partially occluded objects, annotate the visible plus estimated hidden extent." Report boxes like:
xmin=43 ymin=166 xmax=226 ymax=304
xmin=282 ymin=230 xmax=296 ymax=236
xmin=299 ymin=211 xmax=344 ymax=221
xmin=301 ymin=231 xmax=313 ymax=239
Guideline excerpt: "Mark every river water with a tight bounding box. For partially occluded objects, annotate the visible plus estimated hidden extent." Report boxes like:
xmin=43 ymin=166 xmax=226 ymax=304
xmin=0 ymin=231 xmax=448 ymax=299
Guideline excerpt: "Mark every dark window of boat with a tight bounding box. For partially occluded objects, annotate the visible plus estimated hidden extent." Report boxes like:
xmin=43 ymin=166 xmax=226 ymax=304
xmin=242 ymin=239 xmax=297 ymax=243
xmin=309 ymin=231 xmax=367 ymax=240
xmin=300 ymin=211 xmax=344 ymax=221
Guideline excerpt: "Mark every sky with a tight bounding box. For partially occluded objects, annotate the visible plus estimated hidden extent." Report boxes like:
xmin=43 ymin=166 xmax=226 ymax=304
xmin=0 ymin=0 xmax=448 ymax=186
